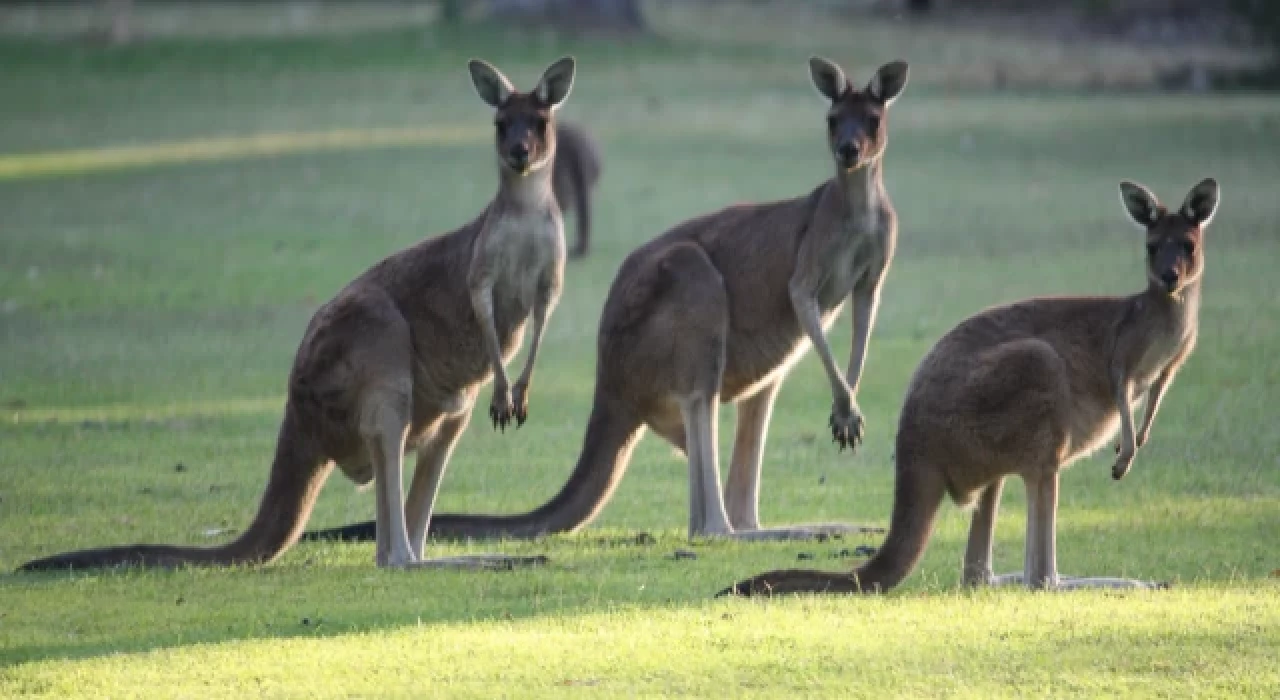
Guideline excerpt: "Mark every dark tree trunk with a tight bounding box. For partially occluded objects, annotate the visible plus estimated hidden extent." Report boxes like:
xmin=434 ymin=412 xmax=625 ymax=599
xmin=486 ymin=0 xmax=647 ymax=33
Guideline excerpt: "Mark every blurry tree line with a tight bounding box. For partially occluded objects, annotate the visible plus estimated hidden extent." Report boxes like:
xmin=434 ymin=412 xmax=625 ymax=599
xmin=43 ymin=0 xmax=1280 ymax=65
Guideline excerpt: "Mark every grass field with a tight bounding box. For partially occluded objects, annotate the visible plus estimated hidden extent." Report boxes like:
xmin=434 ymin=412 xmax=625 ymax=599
xmin=1 ymin=3 xmax=1278 ymax=697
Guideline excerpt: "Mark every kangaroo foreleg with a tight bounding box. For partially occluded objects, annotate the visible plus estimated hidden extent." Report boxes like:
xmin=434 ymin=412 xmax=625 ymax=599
xmin=1111 ymin=368 xmax=1138 ymax=480
xmin=789 ymin=282 xmax=861 ymax=452
xmin=1135 ymin=367 xmax=1175 ymax=448
xmin=511 ymin=272 xmax=560 ymax=426
xmin=469 ymin=278 xmax=516 ymax=432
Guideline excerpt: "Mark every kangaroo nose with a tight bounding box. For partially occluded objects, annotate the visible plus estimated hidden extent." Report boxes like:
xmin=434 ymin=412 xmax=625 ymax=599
xmin=1160 ymin=270 xmax=1180 ymax=288
xmin=837 ymin=142 xmax=859 ymax=162
xmin=510 ymin=144 xmax=530 ymax=163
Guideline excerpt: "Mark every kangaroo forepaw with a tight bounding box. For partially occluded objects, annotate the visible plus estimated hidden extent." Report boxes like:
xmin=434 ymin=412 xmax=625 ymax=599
xmin=829 ymin=407 xmax=865 ymax=453
xmin=489 ymin=388 xmax=514 ymax=433
xmin=512 ymin=381 xmax=530 ymax=428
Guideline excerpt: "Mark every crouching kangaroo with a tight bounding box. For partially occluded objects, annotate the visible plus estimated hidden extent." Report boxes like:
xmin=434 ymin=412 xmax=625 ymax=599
xmin=303 ymin=56 xmax=911 ymax=545
xmin=721 ymin=178 xmax=1219 ymax=595
xmin=19 ymin=56 xmax=577 ymax=572
xmin=552 ymin=120 xmax=603 ymax=258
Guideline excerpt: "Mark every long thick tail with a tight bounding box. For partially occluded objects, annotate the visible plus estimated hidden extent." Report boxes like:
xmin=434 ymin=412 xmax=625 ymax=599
xmin=19 ymin=411 xmax=331 ymax=571
xmin=717 ymin=457 xmax=947 ymax=597
xmin=303 ymin=389 xmax=643 ymax=542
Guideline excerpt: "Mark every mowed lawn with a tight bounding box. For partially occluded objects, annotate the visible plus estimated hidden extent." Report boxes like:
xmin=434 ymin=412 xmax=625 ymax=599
xmin=1 ymin=7 xmax=1278 ymax=698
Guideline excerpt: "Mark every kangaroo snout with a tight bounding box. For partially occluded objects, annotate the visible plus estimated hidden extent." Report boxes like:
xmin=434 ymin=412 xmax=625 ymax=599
xmin=836 ymin=142 xmax=860 ymax=167
xmin=508 ymin=143 xmax=531 ymax=169
xmin=1160 ymin=269 xmax=1180 ymax=290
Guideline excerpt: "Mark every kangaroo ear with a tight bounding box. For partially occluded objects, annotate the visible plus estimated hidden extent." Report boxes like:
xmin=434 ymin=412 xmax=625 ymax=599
xmin=1119 ymin=180 xmax=1162 ymax=230
xmin=1180 ymin=177 xmax=1220 ymax=228
xmin=469 ymin=58 xmax=514 ymax=108
xmin=809 ymin=56 xmax=848 ymax=102
xmin=534 ymin=56 xmax=576 ymax=109
xmin=867 ymin=60 xmax=909 ymax=106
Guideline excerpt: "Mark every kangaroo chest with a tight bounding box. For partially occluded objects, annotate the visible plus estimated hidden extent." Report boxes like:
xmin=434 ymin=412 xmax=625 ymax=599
xmin=1124 ymin=298 xmax=1195 ymax=395
xmin=812 ymin=219 xmax=881 ymax=313
xmin=479 ymin=208 xmax=564 ymax=330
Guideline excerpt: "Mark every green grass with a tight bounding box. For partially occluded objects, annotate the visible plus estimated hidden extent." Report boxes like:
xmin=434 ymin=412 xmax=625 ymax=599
xmin=1 ymin=4 xmax=1279 ymax=697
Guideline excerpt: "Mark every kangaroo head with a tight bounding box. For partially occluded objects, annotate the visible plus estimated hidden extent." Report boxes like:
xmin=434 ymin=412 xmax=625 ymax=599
xmin=1119 ymin=178 xmax=1219 ymax=295
xmin=808 ymin=57 xmax=908 ymax=172
xmin=469 ymin=56 xmax=576 ymax=177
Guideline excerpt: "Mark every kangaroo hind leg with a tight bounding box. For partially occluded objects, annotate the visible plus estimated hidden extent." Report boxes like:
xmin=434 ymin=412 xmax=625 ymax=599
xmin=403 ymin=408 xmax=546 ymax=570
xmin=361 ymin=382 xmax=416 ymax=568
xmin=722 ymin=382 xmax=882 ymax=542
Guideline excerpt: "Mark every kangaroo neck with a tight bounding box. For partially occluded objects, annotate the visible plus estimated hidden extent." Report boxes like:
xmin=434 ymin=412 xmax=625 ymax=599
xmin=833 ymin=158 xmax=884 ymax=220
xmin=1135 ymin=277 xmax=1202 ymax=345
xmin=496 ymin=158 xmax=556 ymax=211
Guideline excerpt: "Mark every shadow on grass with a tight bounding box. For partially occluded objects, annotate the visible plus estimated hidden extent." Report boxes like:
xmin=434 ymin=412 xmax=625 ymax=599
xmin=2 ymin=499 xmax=1274 ymax=669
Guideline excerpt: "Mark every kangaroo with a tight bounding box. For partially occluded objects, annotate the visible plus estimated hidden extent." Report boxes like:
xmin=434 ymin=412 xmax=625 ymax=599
xmin=552 ymin=120 xmax=603 ymax=258
xmin=19 ymin=56 xmax=577 ymax=572
xmin=720 ymin=178 xmax=1219 ymax=595
xmin=303 ymin=57 xmax=909 ymax=545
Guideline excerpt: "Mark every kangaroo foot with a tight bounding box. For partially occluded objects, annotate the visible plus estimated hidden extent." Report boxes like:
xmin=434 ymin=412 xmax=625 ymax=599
xmin=403 ymin=554 xmax=549 ymax=571
xmin=986 ymin=572 xmax=1169 ymax=590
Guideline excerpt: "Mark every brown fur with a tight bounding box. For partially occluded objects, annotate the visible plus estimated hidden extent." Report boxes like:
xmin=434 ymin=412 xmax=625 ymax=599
xmin=19 ymin=56 xmax=579 ymax=571
xmin=552 ymin=120 xmax=603 ymax=258
xmin=302 ymin=57 xmax=911 ymax=544
xmin=719 ymin=177 xmax=1219 ymax=595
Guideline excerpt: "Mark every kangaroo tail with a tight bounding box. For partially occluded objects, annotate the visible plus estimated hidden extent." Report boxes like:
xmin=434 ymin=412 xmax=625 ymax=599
xmin=568 ymin=145 xmax=593 ymax=255
xmin=303 ymin=388 xmax=643 ymax=542
xmin=717 ymin=454 xmax=947 ymax=597
xmin=19 ymin=410 xmax=331 ymax=571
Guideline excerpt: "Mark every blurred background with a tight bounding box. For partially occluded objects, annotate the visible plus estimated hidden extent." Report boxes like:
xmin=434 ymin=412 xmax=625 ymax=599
xmin=2 ymin=1 xmax=1279 ymax=88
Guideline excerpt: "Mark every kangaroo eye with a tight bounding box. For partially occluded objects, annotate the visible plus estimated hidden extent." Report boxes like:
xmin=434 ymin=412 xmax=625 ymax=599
xmin=1145 ymin=242 xmax=1158 ymax=256
xmin=535 ymin=116 xmax=548 ymax=133
xmin=1182 ymin=241 xmax=1196 ymax=255
xmin=867 ymin=115 xmax=881 ymax=132
xmin=494 ymin=118 xmax=507 ymax=136
xmin=826 ymin=115 xmax=838 ymax=131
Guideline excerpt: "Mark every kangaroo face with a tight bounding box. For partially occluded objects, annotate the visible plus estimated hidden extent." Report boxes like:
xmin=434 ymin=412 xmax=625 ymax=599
xmin=808 ymin=57 xmax=909 ymax=173
xmin=468 ymin=56 xmax=576 ymax=177
xmin=494 ymin=97 xmax=555 ymax=176
xmin=1119 ymin=178 xmax=1219 ymax=296
xmin=826 ymin=94 xmax=887 ymax=172
xmin=1145 ymin=216 xmax=1202 ymax=294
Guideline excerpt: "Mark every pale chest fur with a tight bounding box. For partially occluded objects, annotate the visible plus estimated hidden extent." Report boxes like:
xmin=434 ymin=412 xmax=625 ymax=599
xmin=811 ymin=203 xmax=890 ymax=313
xmin=1121 ymin=297 xmax=1197 ymax=395
xmin=476 ymin=205 xmax=565 ymax=313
